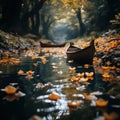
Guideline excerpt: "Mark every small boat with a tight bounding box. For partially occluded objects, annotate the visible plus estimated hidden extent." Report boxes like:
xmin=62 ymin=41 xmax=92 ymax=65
xmin=40 ymin=41 xmax=65 ymax=47
xmin=66 ymin=40 xmax=95 ymax=65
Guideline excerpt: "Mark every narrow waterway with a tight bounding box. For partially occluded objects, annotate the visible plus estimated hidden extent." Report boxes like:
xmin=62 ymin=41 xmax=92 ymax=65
xmin=0 ymin=47 xmax=120 ymax=120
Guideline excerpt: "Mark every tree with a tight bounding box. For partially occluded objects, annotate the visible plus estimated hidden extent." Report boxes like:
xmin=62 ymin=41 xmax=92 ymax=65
xmin=0 ymin=0 xmax=46 ymax=34
xmin=21 ymin=0 xmax=46 ymax=34
xmin=0 ymin=0 xmax=22 ymax=32
xmin=60 ymin=0 xmax=94 ymax=35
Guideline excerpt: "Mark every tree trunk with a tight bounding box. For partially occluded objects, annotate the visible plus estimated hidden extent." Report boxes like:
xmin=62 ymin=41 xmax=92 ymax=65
xmin=1 ymin=0 xmax=22 ymax=32
xmin=76 ymin=8 xmax=86 ymax=36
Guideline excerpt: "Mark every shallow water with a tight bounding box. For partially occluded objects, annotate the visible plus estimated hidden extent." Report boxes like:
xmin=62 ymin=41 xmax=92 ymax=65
xmin=0 ymin=51 xmax=120 ymax=120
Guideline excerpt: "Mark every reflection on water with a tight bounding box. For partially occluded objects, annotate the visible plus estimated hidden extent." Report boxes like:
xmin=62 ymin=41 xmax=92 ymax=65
xmin=0 ymin=51 xmax=120 ymax=120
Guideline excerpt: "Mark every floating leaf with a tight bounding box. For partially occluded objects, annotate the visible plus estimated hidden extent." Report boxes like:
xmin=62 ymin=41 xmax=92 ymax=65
xmin=48 ymin=92 xmax=61 ymax=101
xmin=1 ymin=85 xmax=17 ymax=94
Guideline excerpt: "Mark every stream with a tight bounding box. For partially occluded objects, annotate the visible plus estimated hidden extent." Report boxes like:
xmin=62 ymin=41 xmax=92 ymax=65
xmin=0 ymin=47 xmax=120 ymax=120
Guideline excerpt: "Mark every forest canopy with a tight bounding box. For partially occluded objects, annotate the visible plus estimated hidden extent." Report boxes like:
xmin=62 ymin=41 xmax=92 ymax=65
xmin=0 ymin=0 xmax=119 ymax=36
